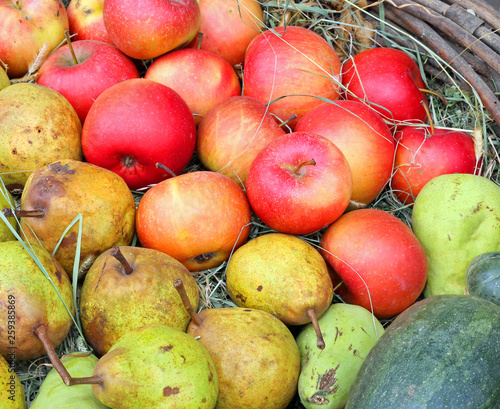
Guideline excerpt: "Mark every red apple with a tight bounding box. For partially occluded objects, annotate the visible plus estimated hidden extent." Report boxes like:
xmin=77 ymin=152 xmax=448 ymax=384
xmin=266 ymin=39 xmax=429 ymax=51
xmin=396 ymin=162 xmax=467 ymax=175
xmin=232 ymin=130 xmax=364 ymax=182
xmin=246 ymin=132 xmax=353 ymax=235
xmin=296 ymin=100 xmax=395 ymax=209
xmin=103 ymin=0 xmax=200 ymax=60
xmin=136 ymin=171 xmax=251 ymax=271
xmin=37 ymin=40 xmax=139 ymax=123
xmin=342 ymin=47 xmax=428 ymax=127
xmin=243 ymin=26 xmax=342 ymax=130
xmin=197 ymin=96 xmax=286 ymax=186
xmin=0 ymin=0 xmax=68 ymax=78
xmin=81 ymin=78 xmax=196 ymax=191
xmin=67 ymin=0 xmax=111 ymax=44
xmin=391 ymin=126 xmax=478 ymax=205
xmin=320 ymin=209 xmax=428 ymax=319
xmin=145 ymin=48 xmax=241 ymax=126
xmin=189 ymin=0 xmax=264 ymax=66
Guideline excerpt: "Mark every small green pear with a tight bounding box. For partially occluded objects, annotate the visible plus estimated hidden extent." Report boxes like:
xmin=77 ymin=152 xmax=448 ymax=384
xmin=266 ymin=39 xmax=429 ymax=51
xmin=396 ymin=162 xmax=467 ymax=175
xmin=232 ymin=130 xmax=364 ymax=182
xmin=296 ymin=303 xmax=384 ymax=409
xmin=30 ymin=352 xmax=109 ymax=409
xmin=0 ymin=355 xmax=26 ymax=408
xmin=412 ymin=173 xmax=500 ymax=297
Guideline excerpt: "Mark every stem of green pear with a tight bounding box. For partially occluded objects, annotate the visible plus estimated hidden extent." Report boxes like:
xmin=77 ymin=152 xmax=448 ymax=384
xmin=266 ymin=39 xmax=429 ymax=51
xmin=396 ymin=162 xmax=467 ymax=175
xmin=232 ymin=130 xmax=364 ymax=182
xmin=110 ymin=247 xmax=134 ymax=276
xmin=278 ymin=114 xmax=297 ymax=128
xmin=34 ymin=324 xmax=104 ymax=386
xmin=156 ymin=163 xmax=177 ymax=178
xmin=2 ymin=208 xmax=45 ymax=218
xmin=306 ymin=308 xmax=325 ymax=350
xmin=174 ymin=279 xmax=203 ymax=326
xmin=295 ymin=159 xmax=316 ymax=175
xmin=64 ymin=30 xmax=79 ymax=65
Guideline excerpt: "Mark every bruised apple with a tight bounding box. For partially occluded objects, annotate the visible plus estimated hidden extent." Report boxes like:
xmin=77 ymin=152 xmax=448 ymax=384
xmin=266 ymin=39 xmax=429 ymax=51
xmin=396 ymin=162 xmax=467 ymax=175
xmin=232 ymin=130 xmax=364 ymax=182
xmin=136 ymin=171 xmax=251 ymax=271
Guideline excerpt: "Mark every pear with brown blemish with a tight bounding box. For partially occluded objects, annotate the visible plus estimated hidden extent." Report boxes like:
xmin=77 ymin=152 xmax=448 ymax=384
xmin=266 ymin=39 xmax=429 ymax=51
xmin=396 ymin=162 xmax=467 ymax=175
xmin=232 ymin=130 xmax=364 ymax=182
xmin=0 ymin=241 xmax=74 ymax=361
xmin=175 ymin=279 xmax=300 ymax=409
xmin=226 ymin=232 xmax=334 ymax=349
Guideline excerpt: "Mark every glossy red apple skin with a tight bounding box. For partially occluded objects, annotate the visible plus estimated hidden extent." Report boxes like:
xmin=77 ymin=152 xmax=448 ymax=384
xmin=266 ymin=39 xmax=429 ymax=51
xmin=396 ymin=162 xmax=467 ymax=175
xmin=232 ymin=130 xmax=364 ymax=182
xmin=0 ymin=0 xmax=68 ymax=78
xmin=136 ymin=171 xmax=252 ymax=271
xmin=145 ymin=48 xmax=241 ymax=126
xmin=295 ymin=100 xmax=395 ymax=208
xmin=81 ymin=79 xmax=196 ymax=191
xmin=243 ymin=26 xmax=342 ymax=130
xmin=342 ymin=47 xmax=428 ymax=127
xmin=67 ymin=0 xmax=111 ymax=43
xmin=103 ymin=0 xmax=200 ymax=60
xmin=197 ymin=96 xmax=286 ymax=187
xmin=188 ymin=0 xmax=264 ymax=66
xmin=320 ymin=209 xmax=428 ymax=319
xmin=37 ymin=40 xmax=139 ymax=123
xmin=391 ymin=126 xmax=478 ymax=205
xmin=246 ymin=132 xmax=353 ymax=235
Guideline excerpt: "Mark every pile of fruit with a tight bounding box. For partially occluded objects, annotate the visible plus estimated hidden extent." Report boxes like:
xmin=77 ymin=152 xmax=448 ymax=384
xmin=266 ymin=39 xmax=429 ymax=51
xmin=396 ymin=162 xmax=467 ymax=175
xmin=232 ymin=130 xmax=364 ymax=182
xmin=1 ymin=0 xmax=499 ymax=408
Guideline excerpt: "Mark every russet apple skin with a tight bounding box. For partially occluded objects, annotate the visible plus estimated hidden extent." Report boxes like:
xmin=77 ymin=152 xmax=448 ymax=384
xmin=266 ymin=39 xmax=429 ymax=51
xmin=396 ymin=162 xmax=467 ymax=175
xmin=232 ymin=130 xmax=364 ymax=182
xmin=342 ymin=47 xmax=428 ymax=127
xmin=103 ymin=0 xmax=200 ymax=60
xmin=243 ymin=26 xmax=342 ymax=129
xmin=136 ymin=171 xmax=251 ymax=272
xmin=320 ymin=209 xmax=428 ymax=319
xmin=188 ymin=0 xmax=264 ymax=66
xmin=67 ymin=0 xmax=111 ymax=43
xmin=0 ymin=0 xmax=68 ymax=78
xmin=197 ymin=96 xmax=286 ymax=187
xmin=145 ymin=48 xmax=241 ymax=126
xmin=391 ymin=126 xmax=477 ymax=205
xmin=246 ymin=132 xmax=353 ymax=235
xmin=37 ymin=40 xmax=139 ymax=123
xmin=296 ymin=100 xmax=395 ymax=208
xmin=82 ymin=78 xmax=196 ymax=191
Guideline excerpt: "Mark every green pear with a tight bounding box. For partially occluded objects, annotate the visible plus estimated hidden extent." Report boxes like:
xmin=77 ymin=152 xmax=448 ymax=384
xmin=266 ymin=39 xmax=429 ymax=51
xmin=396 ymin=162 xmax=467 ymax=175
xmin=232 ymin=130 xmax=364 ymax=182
xmin=0 ymin=355 xmax=26 ymax=408
xmin=226 ymin=233 xmax=333 ymax=348
xmin=412 ymin=173 xmax=500 ymax=297
xmin=296 ymin=303 xmax=384 ymax=409
xmin=30 ymin=353 xmax=109 ymax=409
xmin=84 ymin=324 xmax=219 ymax=409
xmin=80 ymin=246 xmax=200 ymax=356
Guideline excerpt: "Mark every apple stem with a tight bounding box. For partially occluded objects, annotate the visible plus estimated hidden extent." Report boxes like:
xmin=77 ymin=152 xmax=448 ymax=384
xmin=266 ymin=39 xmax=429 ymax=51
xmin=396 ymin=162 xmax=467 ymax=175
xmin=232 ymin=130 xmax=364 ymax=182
xmin=306 ymin=308 xmax=325 ymax=350
xmin=109 ymin=247 xmax=134 ymax=276
xmin=34 ymin=324 xmax=104 ymax=386
xmin=2 ymin=208 xmax=45 ymax=218
xmin=295 ymin=159 xmax=316 ymax=175
xmin=174 ymin=279 xmax=203 ymax=326
xmin=420 ymin=100 xmax=435 ymax=136
xmin=332 ymin=280 xmax=344 ymax=293
xmin=278 ymin=114 xmax=297 ymax=128
xmin=156 ymin=163 xmax=177 ymax=178
xmin=196 ymin=31 xmax=203 ymax=50
xmin=64 ymin=30 xmax=79 ymax=65
xmin=419 ymin=88 xmax=448 ymax=106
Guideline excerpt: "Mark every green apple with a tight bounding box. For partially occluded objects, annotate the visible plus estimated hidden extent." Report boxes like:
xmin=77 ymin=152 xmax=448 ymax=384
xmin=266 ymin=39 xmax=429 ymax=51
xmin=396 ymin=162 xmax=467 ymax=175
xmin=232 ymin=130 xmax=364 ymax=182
xmin=412 ymin=173 xmax=500 ymax=297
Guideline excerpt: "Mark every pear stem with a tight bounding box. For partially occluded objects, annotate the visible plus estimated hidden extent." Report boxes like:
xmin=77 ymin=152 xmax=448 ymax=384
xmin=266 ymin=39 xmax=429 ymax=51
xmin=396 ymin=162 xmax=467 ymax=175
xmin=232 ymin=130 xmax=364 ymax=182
xmin=420 ymin=101 xmax=435 ymax=136
xmin=156 ymin=163 xmax=177 ymax=178
xmin=306 ymin=308 xmax=325 ymax=350
xmin=295 ymin=159 xmax=316 ymax=175
xmin=174 ymin=279 xmax=203 ymax=326
xmin=64 ymin=30 xmax=79 ymax=65
xmin=109 ymin=247 xmax=134 ymax=276
xmin=278 ymin=114 xmax=297 ymax=128
xmin=2 ymin=208 xmax=44 ymax=218
xmin=34 ymin=324 xmax=104 ymax=386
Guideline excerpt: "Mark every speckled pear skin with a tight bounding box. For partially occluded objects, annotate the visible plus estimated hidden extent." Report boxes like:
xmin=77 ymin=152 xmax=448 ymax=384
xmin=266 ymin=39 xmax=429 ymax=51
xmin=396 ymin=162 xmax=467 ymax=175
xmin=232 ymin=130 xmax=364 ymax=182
xmin=0 ymin=355 xmax=26 ymax=408
xmin=0 ymin=241 xmax=74 ymax=361
xmin=226 ymin=233 xmax=334 ymax=325
xmin=92 ymin=324 xmax=219 ymax=409
xmin=30 ymin=353 xmax=109 ymax=409
xmin=187 ymin=307 xmax=301 ymax=409
xmin=20 ymin=159 xmax=136 ymax=279
xmin=412 ymin=173 xmax=500 ymax=297
xmin=296 ymin=303 xmax=384 ymax=409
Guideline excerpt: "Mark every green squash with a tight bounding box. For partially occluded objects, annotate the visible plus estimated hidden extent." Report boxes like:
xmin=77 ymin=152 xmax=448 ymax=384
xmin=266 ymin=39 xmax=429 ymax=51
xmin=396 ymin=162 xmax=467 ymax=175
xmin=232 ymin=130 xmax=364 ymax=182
xmin=466 ymin=252 xmax=500 ymax=306
xmin=345 ymin=294 xmax=500 ymax=409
